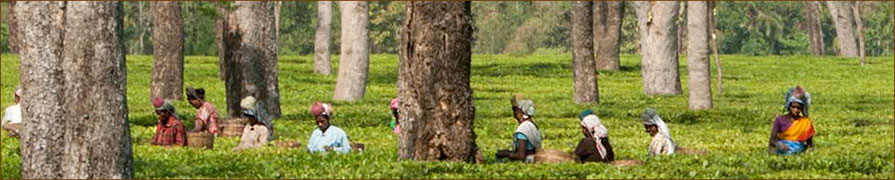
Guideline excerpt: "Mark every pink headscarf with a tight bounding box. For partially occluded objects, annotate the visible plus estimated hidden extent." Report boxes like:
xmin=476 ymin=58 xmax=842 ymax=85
xmin=390 ymin=98 xmax=399 ymax=110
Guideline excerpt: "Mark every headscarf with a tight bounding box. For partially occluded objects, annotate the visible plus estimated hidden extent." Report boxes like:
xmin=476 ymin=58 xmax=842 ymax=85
xmin=153 ymin=97 xmax=179 ymax=120
xmin=310 ymin=102 xmax=334 ymax=118
xmin=14 ymin=85 xmax=22 ymax=97
xmin=641 ymin=108 xmax=675 ymax=149
xmin=185 ymin=87 xmax=205 ymax=100
xmin=241 ymin=96 xmax=270 ymax=126
xmin=389 ymin=98 xmax=399 ymax=110
xmin=784 ymin=86 xmax=811 ymax=117
xmin=580 ymin=111 xmax=609 ymax=159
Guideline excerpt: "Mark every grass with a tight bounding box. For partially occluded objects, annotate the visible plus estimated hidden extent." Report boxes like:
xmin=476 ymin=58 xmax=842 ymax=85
xmin=1 ymin=53 xmax=893 ymax=179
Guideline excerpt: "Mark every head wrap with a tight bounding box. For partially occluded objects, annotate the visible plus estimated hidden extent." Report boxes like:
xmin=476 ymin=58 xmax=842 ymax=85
xmin=310 ymin=102 xmax=334 ymax=118
xmin=641 ymin=108 xmax=674 ymax=145
xmin=186 ymin=87 xmax=205 ymax=100
xmin=153 ymin=97 xmax=179 ymax=119
xmin=14 ymin=85 xmax=22 ymax=97
xmin=580 ymin=114 xmax=608 ymax=159
xmin=784 ymin=86 xmax=811 ymax=117
xmin=579 ymin=109 xmax=594 ymax=121
xmin=389 ymin=98 xmax=399 ymax=110
xmin=516 ymin=100 xmax=535 ymax=119
xmin=240 ymin=96 xmax=260 ymax=120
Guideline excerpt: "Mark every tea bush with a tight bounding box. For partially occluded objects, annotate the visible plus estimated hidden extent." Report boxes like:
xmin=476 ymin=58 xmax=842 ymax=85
xmin=0 ymin=53 xmax=892 ymax=178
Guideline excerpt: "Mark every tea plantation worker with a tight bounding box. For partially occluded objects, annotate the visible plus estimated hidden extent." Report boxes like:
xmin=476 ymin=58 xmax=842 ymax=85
xmin=240 ymin=96 xmax=274 ymax=141
xmin=151 ymin=97 xmax=187 ymax=146
xmin=233 ymin=98 xmax=270 ymax=151
xmin=307 ymin=102 xmax=352 ymax=153
xmin=186 ymin=88 xmax=220 ymax=136
xmin=496 ymin=94 xmax=542 ymax=163
xmin=768 ymin=86 xmax=815 ymax=155
xmin=641 ymin=108 xmax=676 ymax=156
xmin=575 ymin=109 xmax=615 ymax=163
xmin=389 ymin=98 xmax=401 ymax=134
xmin=2 ymin=85 xmax=23 ymax=137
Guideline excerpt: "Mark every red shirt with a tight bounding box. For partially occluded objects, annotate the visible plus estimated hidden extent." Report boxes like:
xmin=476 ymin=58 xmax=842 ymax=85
xmin=196 ymin=102 xmax=220 ymax=135
xmin=152 ymin=116 xmax=186 ymax=146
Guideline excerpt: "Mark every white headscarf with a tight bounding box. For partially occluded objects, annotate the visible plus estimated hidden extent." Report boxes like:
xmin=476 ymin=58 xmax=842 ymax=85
xmin=580 ymin=115 xmax=608 ymax=159
xmin=641 ymin=108 xmax=675 ymax=155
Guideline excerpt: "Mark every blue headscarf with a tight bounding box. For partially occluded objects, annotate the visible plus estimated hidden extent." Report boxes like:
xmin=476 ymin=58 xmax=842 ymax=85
xmin=783 ymin=86 xmax=811 ymax=117
xmin=579 ymin=109 xmax=594 ymax=120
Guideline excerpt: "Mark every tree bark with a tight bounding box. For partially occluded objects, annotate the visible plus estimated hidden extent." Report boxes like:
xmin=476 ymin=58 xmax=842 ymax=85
xmin=572 ymin=1 xmax=599 ymax=104
xmin=634 ymin=1 xmax=650 ymax=54
xmin=593 ymin=1 xmax=623 ymax=71
xmin=638 ymin=1 xmax=683 ymax=95
xmin=6 ymin=1 xmax=20 ymax=54
xmin=852 ymin=2 xmax=866 ymax=65
xmin=709 ymin=2 xmax=722 ymax=95
xmin=17 ymin=2 xmax=67 ymax=178
xmin=686 ymin=1 xmax=712 ymax=110
xmin=219 ymin=2 xmax=281 ymax=118
xmin=397 ymin=1 xmax=482 ymax=163
xmin=19 ymin=2 xmax=134 ymax=178
xmin=827 ymin=1 xmax=859 ymax=57
xmin=333 ymin=1 xmax=371 ymax=101
xmin=314 ymin=1 xmax=333 ymax=75
xmin=805 ymin=1 xmax=825 ymax=56
xmin=151 ymin=1 xmax=184 ymax=101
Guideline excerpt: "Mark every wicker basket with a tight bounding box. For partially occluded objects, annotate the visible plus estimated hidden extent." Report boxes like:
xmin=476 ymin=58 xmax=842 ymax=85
xmin=187 ymin=132 xmax=214 ymax=149
xmin=351 ymin=143 xmax=365 ymax=152
xmin=610 ymin=159 xmax=644 ymax=167
xmin=220 ymin=118 xmax=247 ymax=137
xmin=533 ymin=149 xmax=575 ymax=164
xmin=277 ymin=140 xmax=302 ymax=149
xmin=677 ymin=147 xmax=707 ymax=155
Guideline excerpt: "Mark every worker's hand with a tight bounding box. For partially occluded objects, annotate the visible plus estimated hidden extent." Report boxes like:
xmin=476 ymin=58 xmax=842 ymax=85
xmin=324 ymin=146 xmax=333 ymax=152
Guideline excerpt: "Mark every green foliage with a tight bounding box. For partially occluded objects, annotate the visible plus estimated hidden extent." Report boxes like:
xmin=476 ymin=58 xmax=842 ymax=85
xmin=1 ymin=53 xmax=893 ymax=179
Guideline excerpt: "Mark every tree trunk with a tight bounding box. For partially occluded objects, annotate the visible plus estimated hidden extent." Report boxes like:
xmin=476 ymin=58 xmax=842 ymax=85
xmin=852 ymin=2 xmax=866 ymax=65
xmin=19 ymin=2 xmax=134 ymax=178
xmin=572 ymin=1 xmax=599 ymax=104
xmin=17 ymin=2 xmax=67 ymax=178
xmin=639 ymin=1 xmax=682 ymax=95
xmin=634 ymin=1 xmax=650 ymax=54
xmin=827 ymin=1 xmax=859 ymax=57
xmin=805 ymin=1 xmax=825 ymax=56
xmin=219 ymin=1 xmax=281 ymax=119
xmin=686 ymin=1 xmax=712 ymax=110
xmin=709 ymin=2 xmax=722 ymax=95
xmin=6 ymin=1 xmax=19 ymax=54
xmin=151 ymin=1 xmax=184 ymax=101
xmin=593 ymin=1 xmax=623 ymax=71
xmin=314 ymin=1 xmax=333 ymax=75
xmin=397 ymin=1 xmax=482 ymax=163
xmin=333 ymin=1 xmax=371 ymax=101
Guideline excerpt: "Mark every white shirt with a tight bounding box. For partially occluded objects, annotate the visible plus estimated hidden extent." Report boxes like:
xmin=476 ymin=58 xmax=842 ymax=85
xmin=2 ymin=104 xmax=21 ymax=126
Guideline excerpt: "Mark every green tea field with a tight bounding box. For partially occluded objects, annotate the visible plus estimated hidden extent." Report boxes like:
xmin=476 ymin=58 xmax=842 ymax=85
xmin=1 ymin=53 xmax=892 ymax=179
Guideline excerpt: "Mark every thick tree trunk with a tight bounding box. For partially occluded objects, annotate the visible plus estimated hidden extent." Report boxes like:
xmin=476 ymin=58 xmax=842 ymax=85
xmin=639 ymin=1 xmax=682 ymax=95
xmin=852 ymin=2 xmax=866 ymax=65
xmin=19 ymin=2 xmax=134 ymax=178
xmin=151 ymin=1 xmax=184 ymax=100
xmin=593 ymin=1 xmax=623 ymax=71
xmin=219 ymin=2 xmax=281 ymax=118
xmin=397 ymin=1 xmax=482 ymax=163
xmin=333 ymin=1 xmax=371 ymax=101
xmin=572 ymin=1 xmax=599 ymax=104
xmin=686 ymin=1 xmax=712 ymax=110
xmin=314 ymin=1 xmax=333 ymax=75
xmin=805 ymin=1 xmax=825 ymax=56
xmin=634 ymin=1 xmax=650 ymax=54
xmin=6 ymin=1 xmax=19 ymax=53
xmin=17 ymin=2 xmax=67 ymax=178
xmin=827 ymin=1 xmax=859 ymax=57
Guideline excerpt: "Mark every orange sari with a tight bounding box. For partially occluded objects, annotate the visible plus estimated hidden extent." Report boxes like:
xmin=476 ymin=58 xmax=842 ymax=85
xmin=778 ymin=117 xmax=815 ymax=141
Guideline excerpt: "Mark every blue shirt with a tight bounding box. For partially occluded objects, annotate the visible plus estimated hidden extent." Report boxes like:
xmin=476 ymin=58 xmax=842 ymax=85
xmin=514 ymin=133 xmax=536 ymax=151
xmin=307 ymin=126 xmax=352 ymax=153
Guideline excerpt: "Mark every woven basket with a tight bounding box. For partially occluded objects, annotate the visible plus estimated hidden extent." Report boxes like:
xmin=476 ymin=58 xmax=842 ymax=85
xmin=187 ymin=132 xmax=214 ymax=149
xmin=351 ymin=143 xmax=365 ymax=152
xmin=611 ymin=159 xmax=644 ymax=167
xmin=533 ymin=149 xmax=575 ymax=164
xmin=677 ymin=147 xmax=707 ymax=155
xmin=220 ymin=118 xmax=247 ymax=137
xmin=277 ymin=140 xmax=302 ymax=149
